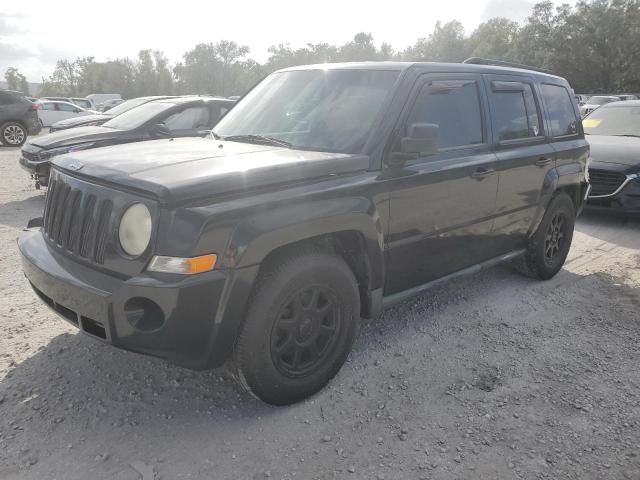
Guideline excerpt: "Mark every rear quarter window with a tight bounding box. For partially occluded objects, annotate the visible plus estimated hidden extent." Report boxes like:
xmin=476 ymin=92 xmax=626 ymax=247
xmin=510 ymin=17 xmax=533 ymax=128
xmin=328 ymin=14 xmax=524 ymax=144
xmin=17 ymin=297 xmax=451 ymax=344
xmin=488 ymin=82 xmax=542 ymax=142
xmin=541 ymin=84 xmax=579 ymax=137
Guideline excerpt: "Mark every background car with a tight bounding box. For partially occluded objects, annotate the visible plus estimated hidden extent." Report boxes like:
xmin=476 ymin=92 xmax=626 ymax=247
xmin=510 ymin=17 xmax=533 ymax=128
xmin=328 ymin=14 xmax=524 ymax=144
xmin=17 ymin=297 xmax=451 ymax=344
xmin=20 ymin=95 xmax=236 ymax=187
xmin=583 ymin=100 xmax=640 ymax=216
xmin=97 ymin=98 xmax=125 ymax=112
xmin=580 ymin=95 xmax=620 ymax=116
xmin=36 ymin=100 xmax=93 ymax=127
xmin=0 ymin=89 xmax=41 ymax=146
xmin=49 ymin=96 xmax=176 ymax=132
xmin=86 ymin=93 xmax=122 ymax=108
xmin=616 ymin=94 xmax=639 ymax=101
xmin=70 ymin=97 xmax=93 ymax=109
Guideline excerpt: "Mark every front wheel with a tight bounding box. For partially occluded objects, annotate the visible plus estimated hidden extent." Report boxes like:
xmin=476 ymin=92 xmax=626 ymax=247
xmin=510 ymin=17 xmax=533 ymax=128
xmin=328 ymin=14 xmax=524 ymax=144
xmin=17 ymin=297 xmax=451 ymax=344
xmin=515 ymin=193 xmax=575 ymax=280
xmin=232 ymin=251 xmax=360 ymax=405
xmin=1 ymin=122 xmax=27 ymax=147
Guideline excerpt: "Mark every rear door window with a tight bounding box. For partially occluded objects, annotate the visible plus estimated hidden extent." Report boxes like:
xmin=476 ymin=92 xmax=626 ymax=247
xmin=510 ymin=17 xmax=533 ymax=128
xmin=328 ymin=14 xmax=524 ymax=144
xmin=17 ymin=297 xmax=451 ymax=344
xmin=488 ymin=81 xmax=542 ymax=142
xmin=405 ymin=79 xmax=484 ymax=151
xmin=540 ymin=84 xmax=579 ymax=137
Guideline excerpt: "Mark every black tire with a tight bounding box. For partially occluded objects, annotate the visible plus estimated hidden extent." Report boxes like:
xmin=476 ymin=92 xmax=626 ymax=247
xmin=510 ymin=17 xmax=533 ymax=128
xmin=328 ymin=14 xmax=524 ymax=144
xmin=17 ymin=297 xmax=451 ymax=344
xmin=1 ymin=122 xmax=27 ymax=147
xmin=515 ymin=193 xmax=575 ymax=280
xmin=232 ymin=251 xmax=360 ymax=405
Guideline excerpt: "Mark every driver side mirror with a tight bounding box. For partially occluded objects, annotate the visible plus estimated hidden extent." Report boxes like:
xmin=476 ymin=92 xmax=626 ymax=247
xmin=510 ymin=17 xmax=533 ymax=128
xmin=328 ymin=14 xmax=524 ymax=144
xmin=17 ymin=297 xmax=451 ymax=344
xmin=149 ymin=123 xmax=172 ymax=138
xmin=401 ymin=123 xmax=439 ymax=155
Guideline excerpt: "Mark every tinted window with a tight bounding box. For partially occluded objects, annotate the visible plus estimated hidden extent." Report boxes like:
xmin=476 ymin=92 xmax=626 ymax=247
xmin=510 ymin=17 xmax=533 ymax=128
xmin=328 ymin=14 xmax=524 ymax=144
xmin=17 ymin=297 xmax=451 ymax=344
xmin=40 ymin=102 xmax=56 ymax=111
xmin=106 ymin=97 xmax=153 ymax=116
xmin=489 ymin=82 xmax=541 ymax=141
xmin=102 ymin=102 xmax=175 ymax=130
xmin=541 ymin=84 xmax=579 ymax=137
xmin=162 ymin=106 xmax=210 ymax=130
xmin=0 ymin=92 xmax=18 ymax=105
xmin=214 ymin=69 xmax=400 ymax=154
xmin=406 ymin=80 xmax=483 ymax=150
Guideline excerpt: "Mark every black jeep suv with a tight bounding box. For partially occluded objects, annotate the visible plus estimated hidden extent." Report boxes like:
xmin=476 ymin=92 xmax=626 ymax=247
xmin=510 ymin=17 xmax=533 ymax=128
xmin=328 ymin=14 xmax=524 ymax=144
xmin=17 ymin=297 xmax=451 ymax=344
xmin=19 ymin=60 xmax=589 ymax=405
xmin=0 ymin=89 xmax=41 ymax=146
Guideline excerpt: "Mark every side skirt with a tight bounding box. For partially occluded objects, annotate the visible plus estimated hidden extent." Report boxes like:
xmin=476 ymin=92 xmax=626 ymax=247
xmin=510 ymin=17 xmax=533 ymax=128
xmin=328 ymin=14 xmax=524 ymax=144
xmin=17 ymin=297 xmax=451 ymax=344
xmin=381 ymin=249 xmax=526 ymax=310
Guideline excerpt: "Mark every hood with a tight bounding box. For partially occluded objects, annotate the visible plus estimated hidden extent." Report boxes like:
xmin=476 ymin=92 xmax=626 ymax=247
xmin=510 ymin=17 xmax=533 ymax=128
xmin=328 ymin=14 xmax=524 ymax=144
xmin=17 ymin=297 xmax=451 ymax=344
xmin=51 ymin=113 xmax=112 ymax=129
xmin=586 ymin=135 xmax=640 ymax=170
xmin=29 ymin=125 xmax=124 ymax=150
xmin=53 ymin=137 xmax=369 ymax=204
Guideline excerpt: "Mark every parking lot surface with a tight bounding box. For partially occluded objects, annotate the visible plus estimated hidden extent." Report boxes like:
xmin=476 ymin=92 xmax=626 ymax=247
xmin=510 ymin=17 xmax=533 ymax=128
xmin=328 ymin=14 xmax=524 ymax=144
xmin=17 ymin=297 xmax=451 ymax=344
xmin=1 ymin=144 xmax=639 ymax=480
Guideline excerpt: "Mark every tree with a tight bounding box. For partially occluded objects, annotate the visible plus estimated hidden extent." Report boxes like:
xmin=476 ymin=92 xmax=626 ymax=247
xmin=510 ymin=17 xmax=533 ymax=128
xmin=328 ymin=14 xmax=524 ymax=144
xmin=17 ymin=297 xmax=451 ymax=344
xmin=404 ymin=21 xmax=470 ymax=62
xmin=469 ymin=18 xmax=519 ymax=60
xmin=4 ymin=67 xmax=29 ymax=94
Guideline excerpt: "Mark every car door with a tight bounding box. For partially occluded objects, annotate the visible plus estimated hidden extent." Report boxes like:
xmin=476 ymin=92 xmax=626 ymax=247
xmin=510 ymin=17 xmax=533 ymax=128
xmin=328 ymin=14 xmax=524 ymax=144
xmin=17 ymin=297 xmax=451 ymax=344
xmin=38 ymin=102 xmax=58 ymax=126
xmin=56 ymin=102 xmax=84 ymax=121
xmin=538 ymin=82 xmax=589 ymax=197
xmin=484 ymin=74 xmax=556 ymax=251
xmin=161 ymin=105 xmax=211 ymax=137
xmin=384 ymin=73 xmax=499 ymax=294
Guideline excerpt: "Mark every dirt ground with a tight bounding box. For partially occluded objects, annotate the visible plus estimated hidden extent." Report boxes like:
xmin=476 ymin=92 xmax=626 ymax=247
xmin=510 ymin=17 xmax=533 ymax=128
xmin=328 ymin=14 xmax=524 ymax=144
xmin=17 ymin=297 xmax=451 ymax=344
xmin=1 ymin=143 xmax=639 ymax=480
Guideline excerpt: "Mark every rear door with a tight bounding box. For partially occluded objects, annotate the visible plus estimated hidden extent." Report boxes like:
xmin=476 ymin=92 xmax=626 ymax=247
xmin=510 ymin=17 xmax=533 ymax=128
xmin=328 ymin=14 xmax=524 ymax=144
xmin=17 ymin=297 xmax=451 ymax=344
xmin=538 ymin=82 xmax=589 ymax=192
xmin=385 ymin=73 xmax=499 ymax=294
xmin=38 ymin=102 xmax=58 ymax=126
xmin=484 ymin=74 xmax=555 ymax=251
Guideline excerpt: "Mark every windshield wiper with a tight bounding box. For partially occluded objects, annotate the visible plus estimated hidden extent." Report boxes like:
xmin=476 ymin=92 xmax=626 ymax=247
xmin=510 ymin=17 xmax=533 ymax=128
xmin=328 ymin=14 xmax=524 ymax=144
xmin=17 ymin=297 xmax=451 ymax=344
xmin=223 ymin=134 xmax=292 ymax=148
xmin=613 ymin=134 xmax=640 ymax=138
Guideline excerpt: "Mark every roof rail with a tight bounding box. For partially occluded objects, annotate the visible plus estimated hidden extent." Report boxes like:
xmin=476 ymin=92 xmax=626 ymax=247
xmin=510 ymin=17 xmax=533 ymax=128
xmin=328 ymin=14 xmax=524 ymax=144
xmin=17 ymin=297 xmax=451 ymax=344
xmin=462 ymin=57 xmax=553 ymax=75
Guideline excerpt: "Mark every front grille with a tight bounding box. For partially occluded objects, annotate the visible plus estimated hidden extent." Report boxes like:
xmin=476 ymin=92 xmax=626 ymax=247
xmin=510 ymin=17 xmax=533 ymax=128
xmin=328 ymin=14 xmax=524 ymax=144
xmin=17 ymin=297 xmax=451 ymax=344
xmin=588 ymin=168 xmax=626 ymax=196
xmin=43 ymin=176 xmax=113 ymax=264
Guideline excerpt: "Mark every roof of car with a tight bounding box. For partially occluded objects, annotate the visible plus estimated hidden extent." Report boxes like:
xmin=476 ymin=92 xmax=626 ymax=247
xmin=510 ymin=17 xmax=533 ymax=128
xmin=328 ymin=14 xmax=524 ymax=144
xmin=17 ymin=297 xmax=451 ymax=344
xmin=155 ymin=96 xmax=236 ymax=105
xmin=277 ymin=61 xmax=566 ymax=81
xmin=599 ymin=100 xmax=640 ymax=108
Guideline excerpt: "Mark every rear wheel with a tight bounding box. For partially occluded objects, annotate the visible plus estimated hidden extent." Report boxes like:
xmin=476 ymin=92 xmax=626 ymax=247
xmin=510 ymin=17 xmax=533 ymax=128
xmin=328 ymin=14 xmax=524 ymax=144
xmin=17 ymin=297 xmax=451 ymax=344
xmin=232 ymin=251 xmax=360 ymax=405
xmin=515 ymin=193 xmax=575 ymax=280
xmin=1 ymin=122 xmax=27 ymax=147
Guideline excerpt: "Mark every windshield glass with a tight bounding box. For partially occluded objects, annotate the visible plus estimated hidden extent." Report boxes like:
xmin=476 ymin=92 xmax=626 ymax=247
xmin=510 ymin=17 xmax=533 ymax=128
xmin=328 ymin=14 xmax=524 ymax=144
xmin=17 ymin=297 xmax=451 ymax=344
xmin=589 ymin=96 xmax=618 ymax=105
xmin=106 ymin=97 xmax=154 ymax=116
xmin=102 ymin=102 xmax=174 ymax=130
xmin=213 ymin=69 xmax=400 ymax=154
xmin=583 ymin=106 xmax=640 ymax=136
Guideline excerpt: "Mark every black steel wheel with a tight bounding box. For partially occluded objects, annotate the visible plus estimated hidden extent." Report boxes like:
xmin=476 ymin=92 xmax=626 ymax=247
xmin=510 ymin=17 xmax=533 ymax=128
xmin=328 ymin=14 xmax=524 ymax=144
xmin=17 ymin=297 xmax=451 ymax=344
xmin=544 ymin=212 xmax=567 ymax=264
xmin=270 ymin=286 xmax=342 ymax=377
xmin=232 ymin=251 xmax=360 ymax=405
xmin=515 ymin=193 xmax=575 ymax=280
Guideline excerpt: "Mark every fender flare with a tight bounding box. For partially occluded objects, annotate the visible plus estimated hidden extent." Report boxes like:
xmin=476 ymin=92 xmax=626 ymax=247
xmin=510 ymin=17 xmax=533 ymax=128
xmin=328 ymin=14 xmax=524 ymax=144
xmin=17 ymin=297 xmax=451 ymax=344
xmin=222 ymin=196 xmax=386 ymax=292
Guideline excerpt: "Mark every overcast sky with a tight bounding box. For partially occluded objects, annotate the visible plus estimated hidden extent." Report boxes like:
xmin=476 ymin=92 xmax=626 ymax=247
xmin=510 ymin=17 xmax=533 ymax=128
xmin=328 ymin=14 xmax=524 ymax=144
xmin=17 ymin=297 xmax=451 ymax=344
xmin=1 ymin=0 xmax=550 ymax=82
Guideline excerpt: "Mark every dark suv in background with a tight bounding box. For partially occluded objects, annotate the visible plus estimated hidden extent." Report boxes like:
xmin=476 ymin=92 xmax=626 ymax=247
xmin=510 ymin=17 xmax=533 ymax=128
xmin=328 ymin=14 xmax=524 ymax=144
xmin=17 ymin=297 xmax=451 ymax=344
xmin=0 ymin=90 xmax=41 ymax=146
xmin=19 ymin=60 xmax=588 ymax=405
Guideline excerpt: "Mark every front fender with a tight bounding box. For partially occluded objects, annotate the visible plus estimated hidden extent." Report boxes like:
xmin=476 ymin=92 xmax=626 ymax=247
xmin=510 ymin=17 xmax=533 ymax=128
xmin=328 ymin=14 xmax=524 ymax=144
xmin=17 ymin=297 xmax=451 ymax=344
xmin=222 ymin=196 xmax=386 ymax=291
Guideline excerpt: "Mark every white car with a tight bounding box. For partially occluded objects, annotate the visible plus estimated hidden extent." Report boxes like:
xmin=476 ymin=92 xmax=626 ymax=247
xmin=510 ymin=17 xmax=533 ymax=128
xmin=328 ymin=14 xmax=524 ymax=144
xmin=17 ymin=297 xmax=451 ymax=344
xmin=37 ymin=100 xmax=94 ymax=127
xmin=579 ymin=95 xmax=620 ymax=117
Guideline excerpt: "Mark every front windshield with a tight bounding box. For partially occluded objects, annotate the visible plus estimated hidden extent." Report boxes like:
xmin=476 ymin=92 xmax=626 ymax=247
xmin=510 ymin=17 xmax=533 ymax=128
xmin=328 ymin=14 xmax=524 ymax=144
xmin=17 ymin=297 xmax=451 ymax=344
xmin=589 ymin=96 xmax=618 ymax=105
xmin=583 ymin=106 xmax=640 ymax=136
xmin=213 ymin=69 xmax=400 ymax=154
xmin=105 ymin=97 xmax=154 ymax=116
xmin=102 ymin=102 xmax=174 ymax=130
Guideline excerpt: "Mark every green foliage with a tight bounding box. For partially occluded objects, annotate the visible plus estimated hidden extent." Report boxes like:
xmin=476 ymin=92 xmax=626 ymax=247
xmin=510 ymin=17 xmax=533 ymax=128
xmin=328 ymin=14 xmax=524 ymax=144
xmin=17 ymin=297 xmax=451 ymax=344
xmin=9 ymin=1 xmax=640 ymax=98
xmin=4 ymin=67 xmax=30 ymax=94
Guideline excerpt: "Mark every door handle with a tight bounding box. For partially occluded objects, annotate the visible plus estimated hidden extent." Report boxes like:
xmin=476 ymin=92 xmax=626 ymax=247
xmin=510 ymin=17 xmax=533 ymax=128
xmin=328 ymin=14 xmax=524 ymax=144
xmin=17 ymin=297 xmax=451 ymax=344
xmin=536 ymin=157 xmax=553 ymax=167
xmin=471 ymin=167 xmax=495 ymax=179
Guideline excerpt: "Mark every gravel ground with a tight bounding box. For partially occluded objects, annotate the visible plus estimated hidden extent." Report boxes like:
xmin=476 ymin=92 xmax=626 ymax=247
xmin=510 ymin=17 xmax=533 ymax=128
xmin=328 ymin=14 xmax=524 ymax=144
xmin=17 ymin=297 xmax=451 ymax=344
xmin=1 ymin=143 xmax=639 ymax=480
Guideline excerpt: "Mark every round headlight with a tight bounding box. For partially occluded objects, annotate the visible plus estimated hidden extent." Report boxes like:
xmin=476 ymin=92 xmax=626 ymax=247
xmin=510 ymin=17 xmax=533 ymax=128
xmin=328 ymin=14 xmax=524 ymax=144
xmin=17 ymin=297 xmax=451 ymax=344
xmin=119 ymin=203 xmax=152 ymax=257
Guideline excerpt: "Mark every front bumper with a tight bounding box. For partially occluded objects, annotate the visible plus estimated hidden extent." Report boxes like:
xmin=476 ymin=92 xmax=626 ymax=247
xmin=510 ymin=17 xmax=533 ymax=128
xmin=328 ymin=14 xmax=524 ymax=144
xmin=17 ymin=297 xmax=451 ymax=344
xmin=586 ymin=174 xmax=640 ymax=217
xmin=19 ymin=228 xmax=257 ymax=369
xmin=19 ymin=154 xmax=50 ymax=181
